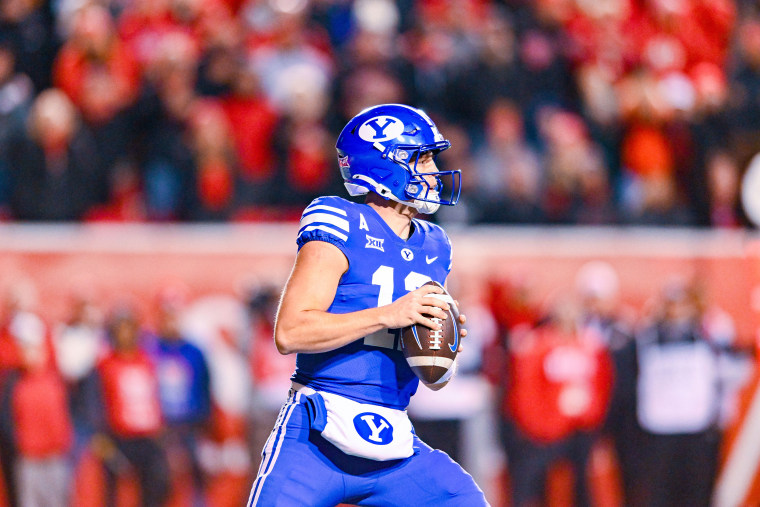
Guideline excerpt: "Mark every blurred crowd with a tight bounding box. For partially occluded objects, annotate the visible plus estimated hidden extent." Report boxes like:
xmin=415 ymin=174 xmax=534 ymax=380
xmin=0 ymin=260 xmax=754 ymax=506
xmin=0 ymin=280 xmax=294 ymax=507
xmin=0 ymin=0 xmax=759 ymax=225
xmin=474 ymin=261 xmax=754 ymax=507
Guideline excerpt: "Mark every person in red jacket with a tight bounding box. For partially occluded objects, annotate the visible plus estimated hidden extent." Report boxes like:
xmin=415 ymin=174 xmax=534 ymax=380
xmin=88 ymin=308 xmax=170 ymax=507
xmin=504 ymin=297 xmax=614 ymax=507
xmin=0 ymin=313 xmax=72 ymax=507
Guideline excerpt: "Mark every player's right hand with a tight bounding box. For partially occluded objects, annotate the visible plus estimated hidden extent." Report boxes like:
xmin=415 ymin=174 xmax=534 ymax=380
xmin=381 ymin=283 xmax=450 ymax=330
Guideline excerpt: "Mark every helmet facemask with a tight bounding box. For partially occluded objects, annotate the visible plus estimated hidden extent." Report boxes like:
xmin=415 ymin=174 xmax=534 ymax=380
xmin=386 ymin=143 xmax=461 ymax=214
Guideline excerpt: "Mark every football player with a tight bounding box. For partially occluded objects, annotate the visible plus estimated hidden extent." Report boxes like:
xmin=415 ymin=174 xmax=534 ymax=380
xmin=247 ymin=104 xmax=488 ymax=506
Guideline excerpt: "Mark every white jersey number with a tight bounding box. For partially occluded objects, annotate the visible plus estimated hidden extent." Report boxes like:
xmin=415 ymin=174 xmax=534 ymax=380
xmin=364 ymin=266 xmax=431 ymax=349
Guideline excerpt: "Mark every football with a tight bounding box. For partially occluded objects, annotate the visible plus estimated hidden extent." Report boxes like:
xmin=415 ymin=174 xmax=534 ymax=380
xmin=401 ymin=281 xmax=461 ymax=385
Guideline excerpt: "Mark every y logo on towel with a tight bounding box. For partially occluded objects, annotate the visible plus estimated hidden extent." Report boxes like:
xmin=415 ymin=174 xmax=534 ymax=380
xmin=354 ymin=413 xmax=393 ymax=445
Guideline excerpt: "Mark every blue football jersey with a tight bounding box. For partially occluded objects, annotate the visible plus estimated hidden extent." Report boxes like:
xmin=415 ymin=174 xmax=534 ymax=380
xmin=291 ymin=196 xmax=453 ymax=409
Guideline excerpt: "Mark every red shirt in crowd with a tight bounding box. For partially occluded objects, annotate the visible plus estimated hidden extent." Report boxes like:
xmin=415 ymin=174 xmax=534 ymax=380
xmin=12 ymin=368 xmax=73 ymax=457
xmin=98 ymin=350 xmax=163 ymax=438
xmin=222 ymin=97 xmax=279 ymax=183
xmin=507 ymin=324 xmax=614 ymax=443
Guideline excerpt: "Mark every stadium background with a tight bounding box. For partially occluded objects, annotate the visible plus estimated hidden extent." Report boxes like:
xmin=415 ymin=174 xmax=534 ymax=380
xmin=2 ymin=0 xmax=760 ymax=505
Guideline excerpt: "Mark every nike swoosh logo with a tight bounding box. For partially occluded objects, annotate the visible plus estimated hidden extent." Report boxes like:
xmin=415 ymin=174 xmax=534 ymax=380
xmin=425 ymin=256 xmax=438 ymax=264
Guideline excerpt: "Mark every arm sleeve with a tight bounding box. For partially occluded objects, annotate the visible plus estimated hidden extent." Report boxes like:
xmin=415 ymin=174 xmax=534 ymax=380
xmin=296 ymin=197 xmax=351 ymax=259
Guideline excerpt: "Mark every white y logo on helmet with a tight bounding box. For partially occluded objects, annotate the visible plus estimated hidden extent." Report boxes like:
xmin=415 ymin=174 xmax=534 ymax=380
xmin=358 ymin=116 xmax=405 ymax=142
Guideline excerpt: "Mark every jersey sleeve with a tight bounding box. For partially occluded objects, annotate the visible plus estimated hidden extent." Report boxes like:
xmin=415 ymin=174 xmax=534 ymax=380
xmin=296 ymin=196 xmax=353 ymax=258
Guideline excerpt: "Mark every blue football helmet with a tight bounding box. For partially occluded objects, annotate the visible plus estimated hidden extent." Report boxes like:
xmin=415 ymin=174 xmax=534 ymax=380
xmin=336 ymin=104 xmax=461 ymax=214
